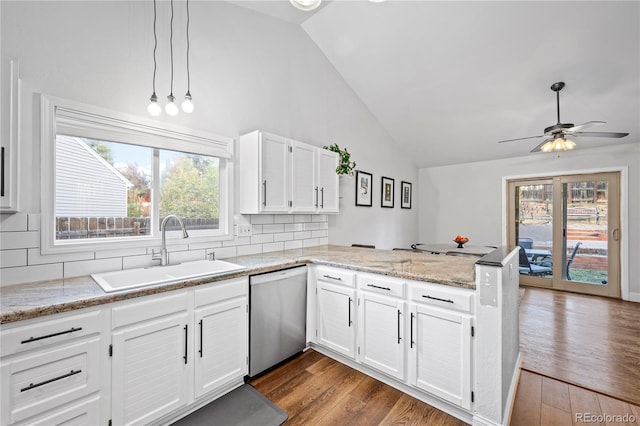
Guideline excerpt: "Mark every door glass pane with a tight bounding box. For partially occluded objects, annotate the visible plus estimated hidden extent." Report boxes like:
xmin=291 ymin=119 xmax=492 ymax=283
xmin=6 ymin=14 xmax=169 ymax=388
xmin=563 ymin=181 xmax=609 ymax=285
xmin=515 ymin=184 xmax=553 ymax=278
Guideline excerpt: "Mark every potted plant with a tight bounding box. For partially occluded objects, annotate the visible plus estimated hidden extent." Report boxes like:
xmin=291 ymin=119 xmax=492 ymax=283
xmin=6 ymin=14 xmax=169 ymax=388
xmin=323 ymin=143 xmax=356 ymax=176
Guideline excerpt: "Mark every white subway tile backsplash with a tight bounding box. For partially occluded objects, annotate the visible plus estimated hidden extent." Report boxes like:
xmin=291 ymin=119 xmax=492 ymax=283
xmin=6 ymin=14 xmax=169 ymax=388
xmin=312 ymin=214 xmax=328 ymax=223
xmin=285 ymin=223 xmax=304 ymax=232
xmin=223 ymin=237 xmax=251 ymax=247
xmin=213 ymin=247 xmax=237 ymax=259
xmin=64 ymin=257 xmax=123 ymax=278
xmin=294 ymin=231 xmax=312 ymax=240
xmin=303 ymin=238 xmax=320 ymax=248
xmin=28 ymin=214 xmax=41 ymax=231
xmin=95 ymin=247 xmax=146 ymax=260
xmin=1 ymin=263 xmax=64 ymax=287
xmin=262 ymin=224 xmax=285 ymax=233
xmin=273 ymin=232 xmax=294 ymax=242
xmin=318 ymin=237 xmax=329 ymax=245
xmin=252 ymin=225 xmax=263 ymax=235
xmin=237 ymin=244 xmax=262 ymax=257
xmin=284 ymin=240 xmax=302 ymax=250
xmin=294 ymin=215 xmax=312 ymax=223
xmin=250 ymin=234 xmax=274 ymax=245
xmin=311 ymin=230 xmax=328 ymax=238
xmin=273 ymin=215 xmax=294 ymax=224
xmin=122 ymin=254 xmax=157 ymax=270
xmin=0 ymin=213 xmax=28 ymax=232
xmin=262 ymin=242 xmax=284 ymax=253
xmin=0 ymin=249 xmax=27 ymax=268
xmin=187 ymin=240 xmax=223 ymax=250
xmin=169 ymin=249 xmax=206 ymax=264
xmin=28 ymin=248 xmax=94 ymax=265
xmin=250 ymin=215 xmax=274 ymax=225
xmin=303 ymin=222 xmax=324 ymax=231
xmin=0 ymin=231 xmax=40 ymax=250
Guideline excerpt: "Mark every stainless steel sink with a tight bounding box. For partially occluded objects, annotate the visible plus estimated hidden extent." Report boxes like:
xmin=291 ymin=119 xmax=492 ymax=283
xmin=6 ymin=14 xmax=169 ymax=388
xmin=91 ymin=259 xmax=246 ymax=293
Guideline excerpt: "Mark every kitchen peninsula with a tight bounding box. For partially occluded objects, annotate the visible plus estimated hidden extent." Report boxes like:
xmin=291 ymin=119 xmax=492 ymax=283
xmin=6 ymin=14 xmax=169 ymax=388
xmin=0 ymin=245 xmax=519 ymax=426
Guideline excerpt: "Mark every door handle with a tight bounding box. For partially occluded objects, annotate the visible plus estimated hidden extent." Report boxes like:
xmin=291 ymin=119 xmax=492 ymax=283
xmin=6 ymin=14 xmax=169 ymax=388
xmin=397 ymin=309 xmax=402 ymax=344
xmin=262 ymin=180 xmax=267 ymax=206
xmin=21 ymin=370 xmax=82 ymax=392
xmin=348 ymin=297 xmax=352 ymax=327
xmin=184 ymin=324 xmax=188 ymax=364
xmin=199 ymin=319 xmax=203 ymax=358
xmin=315 ymin=187 xmax=319 ymax=208
xmin=613 ymin=228 xmax=620 ymax=241
xmin=320 ymin=187 xmax=324 ymax=208
xmin=21 ymin=327 xmax=83 ymax=344
xmin=410 ymin=313 xmax=415 ymax=348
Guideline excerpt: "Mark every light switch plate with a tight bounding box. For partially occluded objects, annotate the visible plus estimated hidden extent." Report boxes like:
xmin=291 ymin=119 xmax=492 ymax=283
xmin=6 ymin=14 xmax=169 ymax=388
xmin=236 ymin=224 xmax=252 ymax=237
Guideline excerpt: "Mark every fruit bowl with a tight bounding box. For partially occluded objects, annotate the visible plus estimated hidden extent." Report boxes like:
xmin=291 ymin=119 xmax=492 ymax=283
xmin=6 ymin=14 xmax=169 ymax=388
xmin=453 ymin=235 xmax=469 ymax=248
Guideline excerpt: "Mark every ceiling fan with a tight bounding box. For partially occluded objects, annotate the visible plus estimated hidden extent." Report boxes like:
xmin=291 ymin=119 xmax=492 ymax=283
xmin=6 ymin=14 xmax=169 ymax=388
xmin=498 ymin=82 xmax=629 ymax=153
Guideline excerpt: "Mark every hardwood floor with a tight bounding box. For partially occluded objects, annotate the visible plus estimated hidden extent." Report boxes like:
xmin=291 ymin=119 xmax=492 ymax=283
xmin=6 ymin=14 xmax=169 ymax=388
xmin=519 ymin=287 xmax=640 ymax=406
xmin=249 ymin=349 xmax=466 ymax=426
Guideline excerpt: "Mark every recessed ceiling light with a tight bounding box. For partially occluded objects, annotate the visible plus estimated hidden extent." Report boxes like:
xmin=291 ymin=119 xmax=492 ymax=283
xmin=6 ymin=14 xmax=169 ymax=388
xmin=290 ymin=0 xmax=322 ymax=11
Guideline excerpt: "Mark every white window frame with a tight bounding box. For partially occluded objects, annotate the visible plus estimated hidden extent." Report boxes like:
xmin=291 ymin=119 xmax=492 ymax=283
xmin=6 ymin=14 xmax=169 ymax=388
xmin=40 ymin=94 xmax=234 ymax=254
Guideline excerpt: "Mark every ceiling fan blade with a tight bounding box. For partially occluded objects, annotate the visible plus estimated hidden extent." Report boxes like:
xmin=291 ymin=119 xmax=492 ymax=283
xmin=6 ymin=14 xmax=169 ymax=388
xmin=566 ymin=121 xmax=606 ymax=132
xmin=530 ymin=139 xmax=552 ymax=153
xmin=571 ymin=131 xmax=629 ymax=138
xmin=498 ymin=135 xmax=544 ymax=144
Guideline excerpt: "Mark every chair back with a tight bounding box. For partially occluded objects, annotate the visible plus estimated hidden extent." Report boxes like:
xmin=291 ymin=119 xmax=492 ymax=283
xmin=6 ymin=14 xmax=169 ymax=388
xmin=566 ymin=241 xmax=583 ymax=280
xmin=518 ymin=245 xmax=532 ymax=271
xmin=518 ymin=237 xmax=533 ymax=249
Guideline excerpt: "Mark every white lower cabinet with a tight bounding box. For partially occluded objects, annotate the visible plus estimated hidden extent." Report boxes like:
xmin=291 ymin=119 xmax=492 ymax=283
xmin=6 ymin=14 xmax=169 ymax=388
xmin=409 ymin=303 xmax=472 ymax=410
xmin=0 ymin=309 xmax=107 ymax=426
xmin=194 ymin=278 xmax=248 ymax=399
xmin=316 ymin=275 xmax=356 ymax=359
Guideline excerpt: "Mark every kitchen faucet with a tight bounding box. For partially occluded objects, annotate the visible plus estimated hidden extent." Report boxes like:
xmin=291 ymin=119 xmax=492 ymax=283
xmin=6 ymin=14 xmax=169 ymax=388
xmin=152 ymin=214 xmax=189 ymax=266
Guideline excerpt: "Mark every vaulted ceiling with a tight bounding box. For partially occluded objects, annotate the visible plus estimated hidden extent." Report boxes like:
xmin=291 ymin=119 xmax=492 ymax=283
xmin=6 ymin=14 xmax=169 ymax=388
xmin=230 ymin=1 xmax=640 ymax=168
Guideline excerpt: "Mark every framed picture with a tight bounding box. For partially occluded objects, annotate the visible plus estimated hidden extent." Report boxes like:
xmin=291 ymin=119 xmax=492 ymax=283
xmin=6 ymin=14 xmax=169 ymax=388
xmin=401 ymin=181 xmax=412 ymax=209
xmin=381 ymin=176 xmax=395 ymax=208
xmin=355 ymin=170 xmax=373 ymax=207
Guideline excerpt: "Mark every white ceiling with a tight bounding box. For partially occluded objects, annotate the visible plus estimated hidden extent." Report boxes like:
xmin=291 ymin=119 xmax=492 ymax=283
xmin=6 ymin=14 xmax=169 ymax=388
xmin=231 ymin=1 xmax=640 ymax=168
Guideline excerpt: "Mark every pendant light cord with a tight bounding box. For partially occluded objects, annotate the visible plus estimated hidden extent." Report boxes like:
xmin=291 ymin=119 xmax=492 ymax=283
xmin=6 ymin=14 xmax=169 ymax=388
xmin=186 ymin=0 xmax=190 ymax=93
xmin=169 ymin=0 xmax=174 ymax=97
xmin=152 ymin=0 xmax=158 ymax=95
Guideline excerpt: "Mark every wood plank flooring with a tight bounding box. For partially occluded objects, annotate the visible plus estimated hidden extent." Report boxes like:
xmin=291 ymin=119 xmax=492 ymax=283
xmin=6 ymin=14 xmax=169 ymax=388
xmin=519 ymin=287 xmax=640 ymax=406
xmin=250 ymin=349 xmax=466 ymax=426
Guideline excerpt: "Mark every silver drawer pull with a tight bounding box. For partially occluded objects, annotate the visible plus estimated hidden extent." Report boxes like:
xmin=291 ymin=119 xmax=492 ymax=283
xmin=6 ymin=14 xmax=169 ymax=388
xmin=367 ymin=284 xmax=391 ymax=291
xmin=323 ymin=274 xmax=342 ymax=281
xmin=21 ymin=327 xmax=83 ymax=344
xmin=20 ymin=369 xmax=82 ymax=392
xmin=423 ymin=295 xmax=454 ymax=304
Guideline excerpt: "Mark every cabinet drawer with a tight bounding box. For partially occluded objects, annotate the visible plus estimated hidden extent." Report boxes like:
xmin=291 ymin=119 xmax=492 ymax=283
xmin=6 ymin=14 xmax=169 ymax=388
xmin=1 ymin=338 xmax=101 ymax=424
xmin=358 ymin=272 xmax=405 ymax=298
xmin=1 ymin=310 xmax=103 ymax=357
xmin=194 ymin=277 xmax=248 ymax=307
xmin=410 ymin=283 xmax=474 ymax=313
xmin=315 ymin=266 xmax=355 ymax=288
xmin=112 ymin=291 xmax=188 ymax=329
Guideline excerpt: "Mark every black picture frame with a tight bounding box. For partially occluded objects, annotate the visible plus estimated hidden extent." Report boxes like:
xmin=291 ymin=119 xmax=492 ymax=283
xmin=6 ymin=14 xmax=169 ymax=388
xmin=355 ymin=170 xmax=373 ymax=207
xmin=381 ymin=176 xmax=395 ymax=208
xmin=401 ymin=181 xmax=412 ymax=209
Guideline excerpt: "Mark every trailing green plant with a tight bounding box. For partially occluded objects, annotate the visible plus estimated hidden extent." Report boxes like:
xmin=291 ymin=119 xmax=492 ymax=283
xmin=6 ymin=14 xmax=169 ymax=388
xmin=323 ymin=143 xmax=356 ymax=176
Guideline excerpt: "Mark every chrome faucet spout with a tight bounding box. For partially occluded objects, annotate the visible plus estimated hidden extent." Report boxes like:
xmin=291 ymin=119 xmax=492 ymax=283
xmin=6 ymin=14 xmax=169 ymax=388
xmin=153 ymin=214 xmax=189 ymax=266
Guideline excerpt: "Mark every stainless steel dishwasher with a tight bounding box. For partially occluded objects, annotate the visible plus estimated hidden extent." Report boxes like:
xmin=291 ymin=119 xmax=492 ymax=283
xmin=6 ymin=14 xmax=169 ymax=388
xmin=249 ymin=265 xmax=307 ymax=377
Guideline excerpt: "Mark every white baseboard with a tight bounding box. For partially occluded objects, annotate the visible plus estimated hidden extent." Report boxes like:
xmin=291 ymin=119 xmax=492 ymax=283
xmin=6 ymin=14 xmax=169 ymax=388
xmin=626 ymin=291 xmax=640 ymax=303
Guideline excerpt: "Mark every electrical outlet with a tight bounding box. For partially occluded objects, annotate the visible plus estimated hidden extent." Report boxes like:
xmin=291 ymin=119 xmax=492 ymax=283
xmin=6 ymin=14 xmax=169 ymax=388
xmin=236 ymin=224 xmax=252 ymax=237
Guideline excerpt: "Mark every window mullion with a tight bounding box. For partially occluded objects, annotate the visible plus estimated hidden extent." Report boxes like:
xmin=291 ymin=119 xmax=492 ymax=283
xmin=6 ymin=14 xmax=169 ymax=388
xmin=152 ymin=148 xmax=161 ymax=239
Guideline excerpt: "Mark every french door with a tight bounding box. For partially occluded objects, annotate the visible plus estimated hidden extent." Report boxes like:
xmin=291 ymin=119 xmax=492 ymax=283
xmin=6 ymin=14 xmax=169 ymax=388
xmin=507 ymin=172 xmax=620 ymax=298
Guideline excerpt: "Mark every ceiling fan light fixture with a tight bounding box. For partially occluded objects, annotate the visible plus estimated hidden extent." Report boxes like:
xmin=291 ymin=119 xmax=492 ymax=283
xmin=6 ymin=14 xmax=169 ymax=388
xmin=542 ymin=136 xmax=575 ymax=152
xmin=290 ymin=0 xmax=322 ymax=11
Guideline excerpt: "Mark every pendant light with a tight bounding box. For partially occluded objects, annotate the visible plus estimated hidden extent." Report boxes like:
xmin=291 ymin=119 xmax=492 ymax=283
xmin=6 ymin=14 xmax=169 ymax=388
xmin=289 ymin=0 xmax=322 ymax=11
xmin=181 ymin=0 xmax=194 ymax=113
xmin=147 ymin=0 xmax=162 ymax=116
xmin=165 ymin=0 xmax=179 ymax=116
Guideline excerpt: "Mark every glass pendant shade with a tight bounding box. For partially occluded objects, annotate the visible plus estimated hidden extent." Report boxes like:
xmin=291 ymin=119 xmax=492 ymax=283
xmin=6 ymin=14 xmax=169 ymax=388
xmin=290 ymin=0 xmax=322 ymax=11
xmin=541 ymin=136 xmax=576 ymax=152
xmin=165 ymin=94 xmax=179 ymax=116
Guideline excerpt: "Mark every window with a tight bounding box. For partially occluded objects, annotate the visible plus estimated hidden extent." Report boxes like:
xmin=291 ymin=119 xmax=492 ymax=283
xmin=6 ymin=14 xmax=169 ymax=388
xmin=41 ymin=95 xmax=234 ymax=253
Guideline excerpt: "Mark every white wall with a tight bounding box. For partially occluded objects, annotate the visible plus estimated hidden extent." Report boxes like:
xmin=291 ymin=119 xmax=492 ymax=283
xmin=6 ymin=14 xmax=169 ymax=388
xmin=418 ymin=142 xmax=640 ymax=299
xmin=0 ymin=1 xmax=418 ymax=285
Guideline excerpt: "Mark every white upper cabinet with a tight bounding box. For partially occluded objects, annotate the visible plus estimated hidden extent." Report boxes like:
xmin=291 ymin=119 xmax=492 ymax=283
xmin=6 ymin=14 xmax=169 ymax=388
xmin=238 ymin=130 xmax=339 ymax=214
xmin=1 ymin=56 xmax=19 ymax=213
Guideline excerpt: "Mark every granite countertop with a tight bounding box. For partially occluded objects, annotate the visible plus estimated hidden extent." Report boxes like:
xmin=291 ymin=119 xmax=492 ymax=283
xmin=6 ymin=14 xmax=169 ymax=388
xmin=0 ymin=244 xmax=485 ymax=325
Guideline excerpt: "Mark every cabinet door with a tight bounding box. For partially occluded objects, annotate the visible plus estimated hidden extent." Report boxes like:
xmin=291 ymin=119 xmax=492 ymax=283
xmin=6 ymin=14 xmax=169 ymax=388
xmin=316 ymin=281 xmax=356 ymax=359
xmin=111 ymin=312 xmax=190 ymax=426
xmin=194 ymin=297 xmax=248 ymax=399
xmin=1 ymin=56 xmax=19 ymax=212
xmin=409 ymin=304 xmax=472 ymax=410
xmin=358 ymin=292 xmax=405 ymax=380
xmin=260 ymin=134 xmax=288 ymax=212
xmin=290 ymin=140 xmax=317 ymax=212
xmin=317 ymin=149 xmax=339 ymax=213
xmin=21 ymin=396 xmax=100 ymax=426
